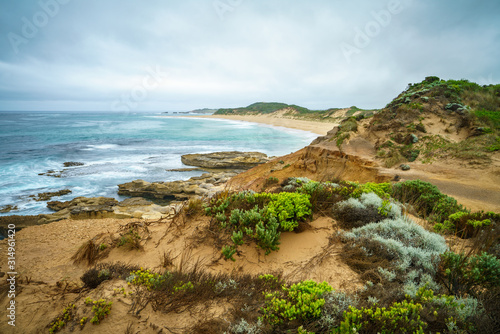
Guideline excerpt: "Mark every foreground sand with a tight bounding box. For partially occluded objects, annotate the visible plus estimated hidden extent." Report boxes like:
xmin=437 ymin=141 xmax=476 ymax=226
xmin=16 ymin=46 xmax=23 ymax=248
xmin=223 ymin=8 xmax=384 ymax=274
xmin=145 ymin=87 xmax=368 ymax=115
xmin=179 ymin=114 xmax=337 ymax=136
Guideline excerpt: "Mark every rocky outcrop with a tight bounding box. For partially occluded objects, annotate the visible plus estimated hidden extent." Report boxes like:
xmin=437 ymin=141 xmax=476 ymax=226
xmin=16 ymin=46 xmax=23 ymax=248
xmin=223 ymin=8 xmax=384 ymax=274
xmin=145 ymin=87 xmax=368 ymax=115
xmin=227 ymin=144 xmax=393 ymax=192
xmin=41 ymin=197 xmax=121 ymax=222
xmin=0 ymin=205 xmax=18 ymax=213
xmin=63 ymin=162 xmax=84 ymax=167
xmin=181 ymin=151 xmax=269 ymax=169
xmin=0 ymin=196 xmax=179 ymax=237
xmin=29 ymin=189 xmax=72 ymax=201
xmin=38 ymin=170 xmax=63 ymax=178
xmin=118 ymin=171 xmax=238 ymax=200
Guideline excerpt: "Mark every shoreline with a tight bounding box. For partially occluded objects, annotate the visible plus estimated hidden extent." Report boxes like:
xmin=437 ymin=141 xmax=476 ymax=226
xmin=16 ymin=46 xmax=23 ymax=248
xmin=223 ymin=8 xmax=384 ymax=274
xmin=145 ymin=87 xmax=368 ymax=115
xmin=169 ymin=114 xmax=337 ymax=136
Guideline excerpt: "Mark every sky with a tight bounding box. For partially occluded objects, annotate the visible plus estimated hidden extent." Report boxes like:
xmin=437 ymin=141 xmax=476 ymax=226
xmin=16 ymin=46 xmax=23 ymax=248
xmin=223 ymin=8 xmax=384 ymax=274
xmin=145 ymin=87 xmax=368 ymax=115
xmin=0 ymin=0 xmax=499 ymax=112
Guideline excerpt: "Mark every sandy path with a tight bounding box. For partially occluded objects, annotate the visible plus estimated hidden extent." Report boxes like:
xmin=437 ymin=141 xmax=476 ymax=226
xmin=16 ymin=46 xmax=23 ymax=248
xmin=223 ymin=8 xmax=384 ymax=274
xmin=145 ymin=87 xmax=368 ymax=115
xmin=173 ymin=114 xmax=337 ymax=136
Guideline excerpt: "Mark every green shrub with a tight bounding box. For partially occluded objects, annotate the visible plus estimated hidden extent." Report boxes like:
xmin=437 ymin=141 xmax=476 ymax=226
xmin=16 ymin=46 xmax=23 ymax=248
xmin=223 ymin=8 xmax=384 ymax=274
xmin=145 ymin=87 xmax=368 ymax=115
xmin=48 ymin=304 xmax=76 ymax=333
xmin=334 ymin=285 xmax=480 ymax=334
xmin=118 ymin=228 xmax=142 ymax=250
xmin=333 ymin=193 xmax=401 ymax=229
xmin=392 ymin=180 xmax=463 ymax=224
xmin=261 ymin=280 xmax=333 ymax=325
xmin=263 ymin=176 xmax=279 ymax=189
xmin=256 ymin=192 xmax=311 ymax=231
xmin=208 ymin=191 xmax=311 ymax=258
xmin=351 ymin=182 xmax=392 ymax=199
xmin=434 ymin=211 xmax=496 ymax=238
xmin=439 ymin=251 xmax=500 ymax=297
xmin=334 ymin=300 xmax=426 ymax=334
xmin=127 ymin=268 xmax=166 ymax=290
xmin=255 ymin=217 xmax=281 ymax=255
xmin=84 ymin=298 xmax=113 ymax=325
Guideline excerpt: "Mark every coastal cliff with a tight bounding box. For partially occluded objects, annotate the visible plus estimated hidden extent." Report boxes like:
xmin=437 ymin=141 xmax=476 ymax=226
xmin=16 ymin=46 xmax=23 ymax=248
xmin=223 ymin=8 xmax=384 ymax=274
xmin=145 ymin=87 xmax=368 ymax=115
xmin=1 ymin=77 xmax=499 ymax=334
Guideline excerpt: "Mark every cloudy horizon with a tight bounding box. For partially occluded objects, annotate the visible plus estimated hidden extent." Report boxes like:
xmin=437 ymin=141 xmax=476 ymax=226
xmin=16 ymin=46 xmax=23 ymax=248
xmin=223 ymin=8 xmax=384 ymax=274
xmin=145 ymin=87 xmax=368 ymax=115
xmin=0 ymin=0 xmax=499 ymax=112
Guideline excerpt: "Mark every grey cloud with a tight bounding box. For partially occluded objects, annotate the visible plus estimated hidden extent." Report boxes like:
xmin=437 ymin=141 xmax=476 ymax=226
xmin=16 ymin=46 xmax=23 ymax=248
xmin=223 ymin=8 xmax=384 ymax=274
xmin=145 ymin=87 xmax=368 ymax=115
xmin=0 ymin=0 xmax=499 ymax=111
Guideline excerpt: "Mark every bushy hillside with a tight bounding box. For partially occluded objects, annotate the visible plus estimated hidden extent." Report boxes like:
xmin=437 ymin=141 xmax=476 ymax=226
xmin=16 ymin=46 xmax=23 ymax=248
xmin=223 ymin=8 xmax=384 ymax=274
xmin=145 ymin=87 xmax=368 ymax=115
xmin=369 ymin=76 xmax=500 ymax=166
xmin=55 ymin=178 xmax=499 ymax=334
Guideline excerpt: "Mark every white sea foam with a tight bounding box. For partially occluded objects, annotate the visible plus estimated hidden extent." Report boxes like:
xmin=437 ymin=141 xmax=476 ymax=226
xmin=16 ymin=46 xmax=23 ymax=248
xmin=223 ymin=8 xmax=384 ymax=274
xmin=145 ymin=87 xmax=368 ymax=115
xmin=82 ymin=144 xmax=121 ymax=151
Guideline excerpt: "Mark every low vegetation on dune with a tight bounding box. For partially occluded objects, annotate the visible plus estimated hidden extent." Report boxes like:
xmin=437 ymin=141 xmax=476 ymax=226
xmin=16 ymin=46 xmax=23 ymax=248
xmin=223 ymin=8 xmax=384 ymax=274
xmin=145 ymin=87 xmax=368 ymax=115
xmin=60 ymin=178 xmax=499 ymax=333
xmin=370 ymin=76 xmax=500 ymax=166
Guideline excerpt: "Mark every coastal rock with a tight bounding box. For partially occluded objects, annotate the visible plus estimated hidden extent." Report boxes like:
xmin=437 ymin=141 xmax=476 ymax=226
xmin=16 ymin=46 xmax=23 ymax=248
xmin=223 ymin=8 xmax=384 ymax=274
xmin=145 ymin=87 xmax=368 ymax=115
xmin=118 ymin=171 xmax=238 ymax=200
xmin=0 ymin=196 xmax=179 ymax=237
xmin=0 ymin=205 xmax=18 ymax=213
xmin=41 ymin=197 xmax=121 ymax=222
xmin=116 ymin=197 xmax=176 ymax=220
xmin=63 ymin=162 xmax=84 ymax=167
xmin=181 ymin=151 xmax=269 ymax=169
xmin=38 ymin=170 xmax=63 ymax=178
xmin=47 ymin=196 xmax=118 ymax=212
xmin=30 ymin=189 xmax=72 ymax=202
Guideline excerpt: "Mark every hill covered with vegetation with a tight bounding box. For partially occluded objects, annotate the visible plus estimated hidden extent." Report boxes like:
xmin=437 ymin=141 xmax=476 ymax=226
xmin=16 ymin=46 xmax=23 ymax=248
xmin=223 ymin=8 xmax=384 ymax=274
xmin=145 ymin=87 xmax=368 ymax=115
xmin=214 ymin=102 xmax=377 ymax=122
xmin=327 ymin=76 xmax=500 ymax=167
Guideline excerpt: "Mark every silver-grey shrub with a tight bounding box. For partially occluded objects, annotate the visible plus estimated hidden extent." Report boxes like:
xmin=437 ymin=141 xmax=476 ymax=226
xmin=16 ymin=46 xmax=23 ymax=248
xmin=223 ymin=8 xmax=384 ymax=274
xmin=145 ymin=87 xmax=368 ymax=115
xmin=341 ymin=216 xmax=448 ymax=292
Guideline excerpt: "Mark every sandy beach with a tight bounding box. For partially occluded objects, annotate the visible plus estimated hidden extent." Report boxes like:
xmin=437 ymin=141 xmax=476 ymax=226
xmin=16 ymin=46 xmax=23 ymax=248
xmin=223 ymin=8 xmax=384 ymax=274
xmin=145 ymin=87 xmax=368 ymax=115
xmin=189 ymin=114 xmax=337 ymax=136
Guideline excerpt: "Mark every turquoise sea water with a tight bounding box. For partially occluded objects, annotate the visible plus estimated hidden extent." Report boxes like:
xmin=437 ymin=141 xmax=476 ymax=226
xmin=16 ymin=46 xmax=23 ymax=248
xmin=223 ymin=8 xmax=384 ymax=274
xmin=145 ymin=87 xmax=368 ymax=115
xmin=0 ymin=112 xmax=317 ymax=216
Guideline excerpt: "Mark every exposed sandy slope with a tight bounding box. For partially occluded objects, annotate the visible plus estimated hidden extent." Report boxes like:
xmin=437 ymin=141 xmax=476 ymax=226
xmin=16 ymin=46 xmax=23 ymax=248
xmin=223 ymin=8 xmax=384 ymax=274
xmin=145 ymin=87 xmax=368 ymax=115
xmin=188 ymin=114 xmax=337 ymax=135
xmin=0 ymin=212 xmax=360 ymax=333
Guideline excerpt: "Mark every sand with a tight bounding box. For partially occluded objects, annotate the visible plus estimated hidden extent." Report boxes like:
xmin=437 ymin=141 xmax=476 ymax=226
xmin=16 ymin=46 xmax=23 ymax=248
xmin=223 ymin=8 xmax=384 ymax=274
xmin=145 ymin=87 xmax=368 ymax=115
xmin=177 ymin=114 xmax=337 ymax=136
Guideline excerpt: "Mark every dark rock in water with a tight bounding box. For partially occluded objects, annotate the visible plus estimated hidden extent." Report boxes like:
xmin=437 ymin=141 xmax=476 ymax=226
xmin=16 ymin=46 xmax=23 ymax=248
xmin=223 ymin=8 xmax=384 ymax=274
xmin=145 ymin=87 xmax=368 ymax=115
xmin=181 ymin=151 xmax=269 ymax=169
xmin=63 ymin=162 xmax=84 ymax=167
xmin=30 ymin=189 xmax=72 ymax=201
xmin=0 ymin=205 xmax=18 ymax=213
xmin=400 ymin=164 xmax=411 ymax=171
xmin=38 ymin=170 xmax=63 ymax=178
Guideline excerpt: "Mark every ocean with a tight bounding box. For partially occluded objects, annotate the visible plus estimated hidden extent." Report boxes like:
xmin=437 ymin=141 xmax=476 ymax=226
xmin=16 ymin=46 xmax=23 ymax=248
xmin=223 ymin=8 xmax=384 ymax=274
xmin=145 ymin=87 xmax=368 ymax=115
xmin=0 ymin=111 xmax=317 ymax=216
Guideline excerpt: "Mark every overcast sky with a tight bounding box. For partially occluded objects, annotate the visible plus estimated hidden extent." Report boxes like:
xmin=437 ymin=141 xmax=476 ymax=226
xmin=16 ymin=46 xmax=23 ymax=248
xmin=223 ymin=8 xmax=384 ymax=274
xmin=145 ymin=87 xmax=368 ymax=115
xmin=0 ymin=0 xmax=499 ymax=112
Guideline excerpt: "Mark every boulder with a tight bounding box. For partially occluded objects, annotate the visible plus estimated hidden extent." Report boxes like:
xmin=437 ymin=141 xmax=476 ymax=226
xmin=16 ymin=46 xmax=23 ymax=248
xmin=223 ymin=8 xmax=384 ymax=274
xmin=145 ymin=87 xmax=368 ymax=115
xmin=48 ymin=196 xmax=118 ymax=212
xmin=118 ymin=171 xmax=239 ymax=200
xmin=39 ymin=197 xmax=121 ymax=222
xmin=63 ymin=162 xmax=84 ymax=167
xmin=181 ymin=151 xmax=269 ymax=169
xmin=0 ymin=205 xmax=18 ymax=213
xmin=30 ymin=189 xmax=72 ymax=202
